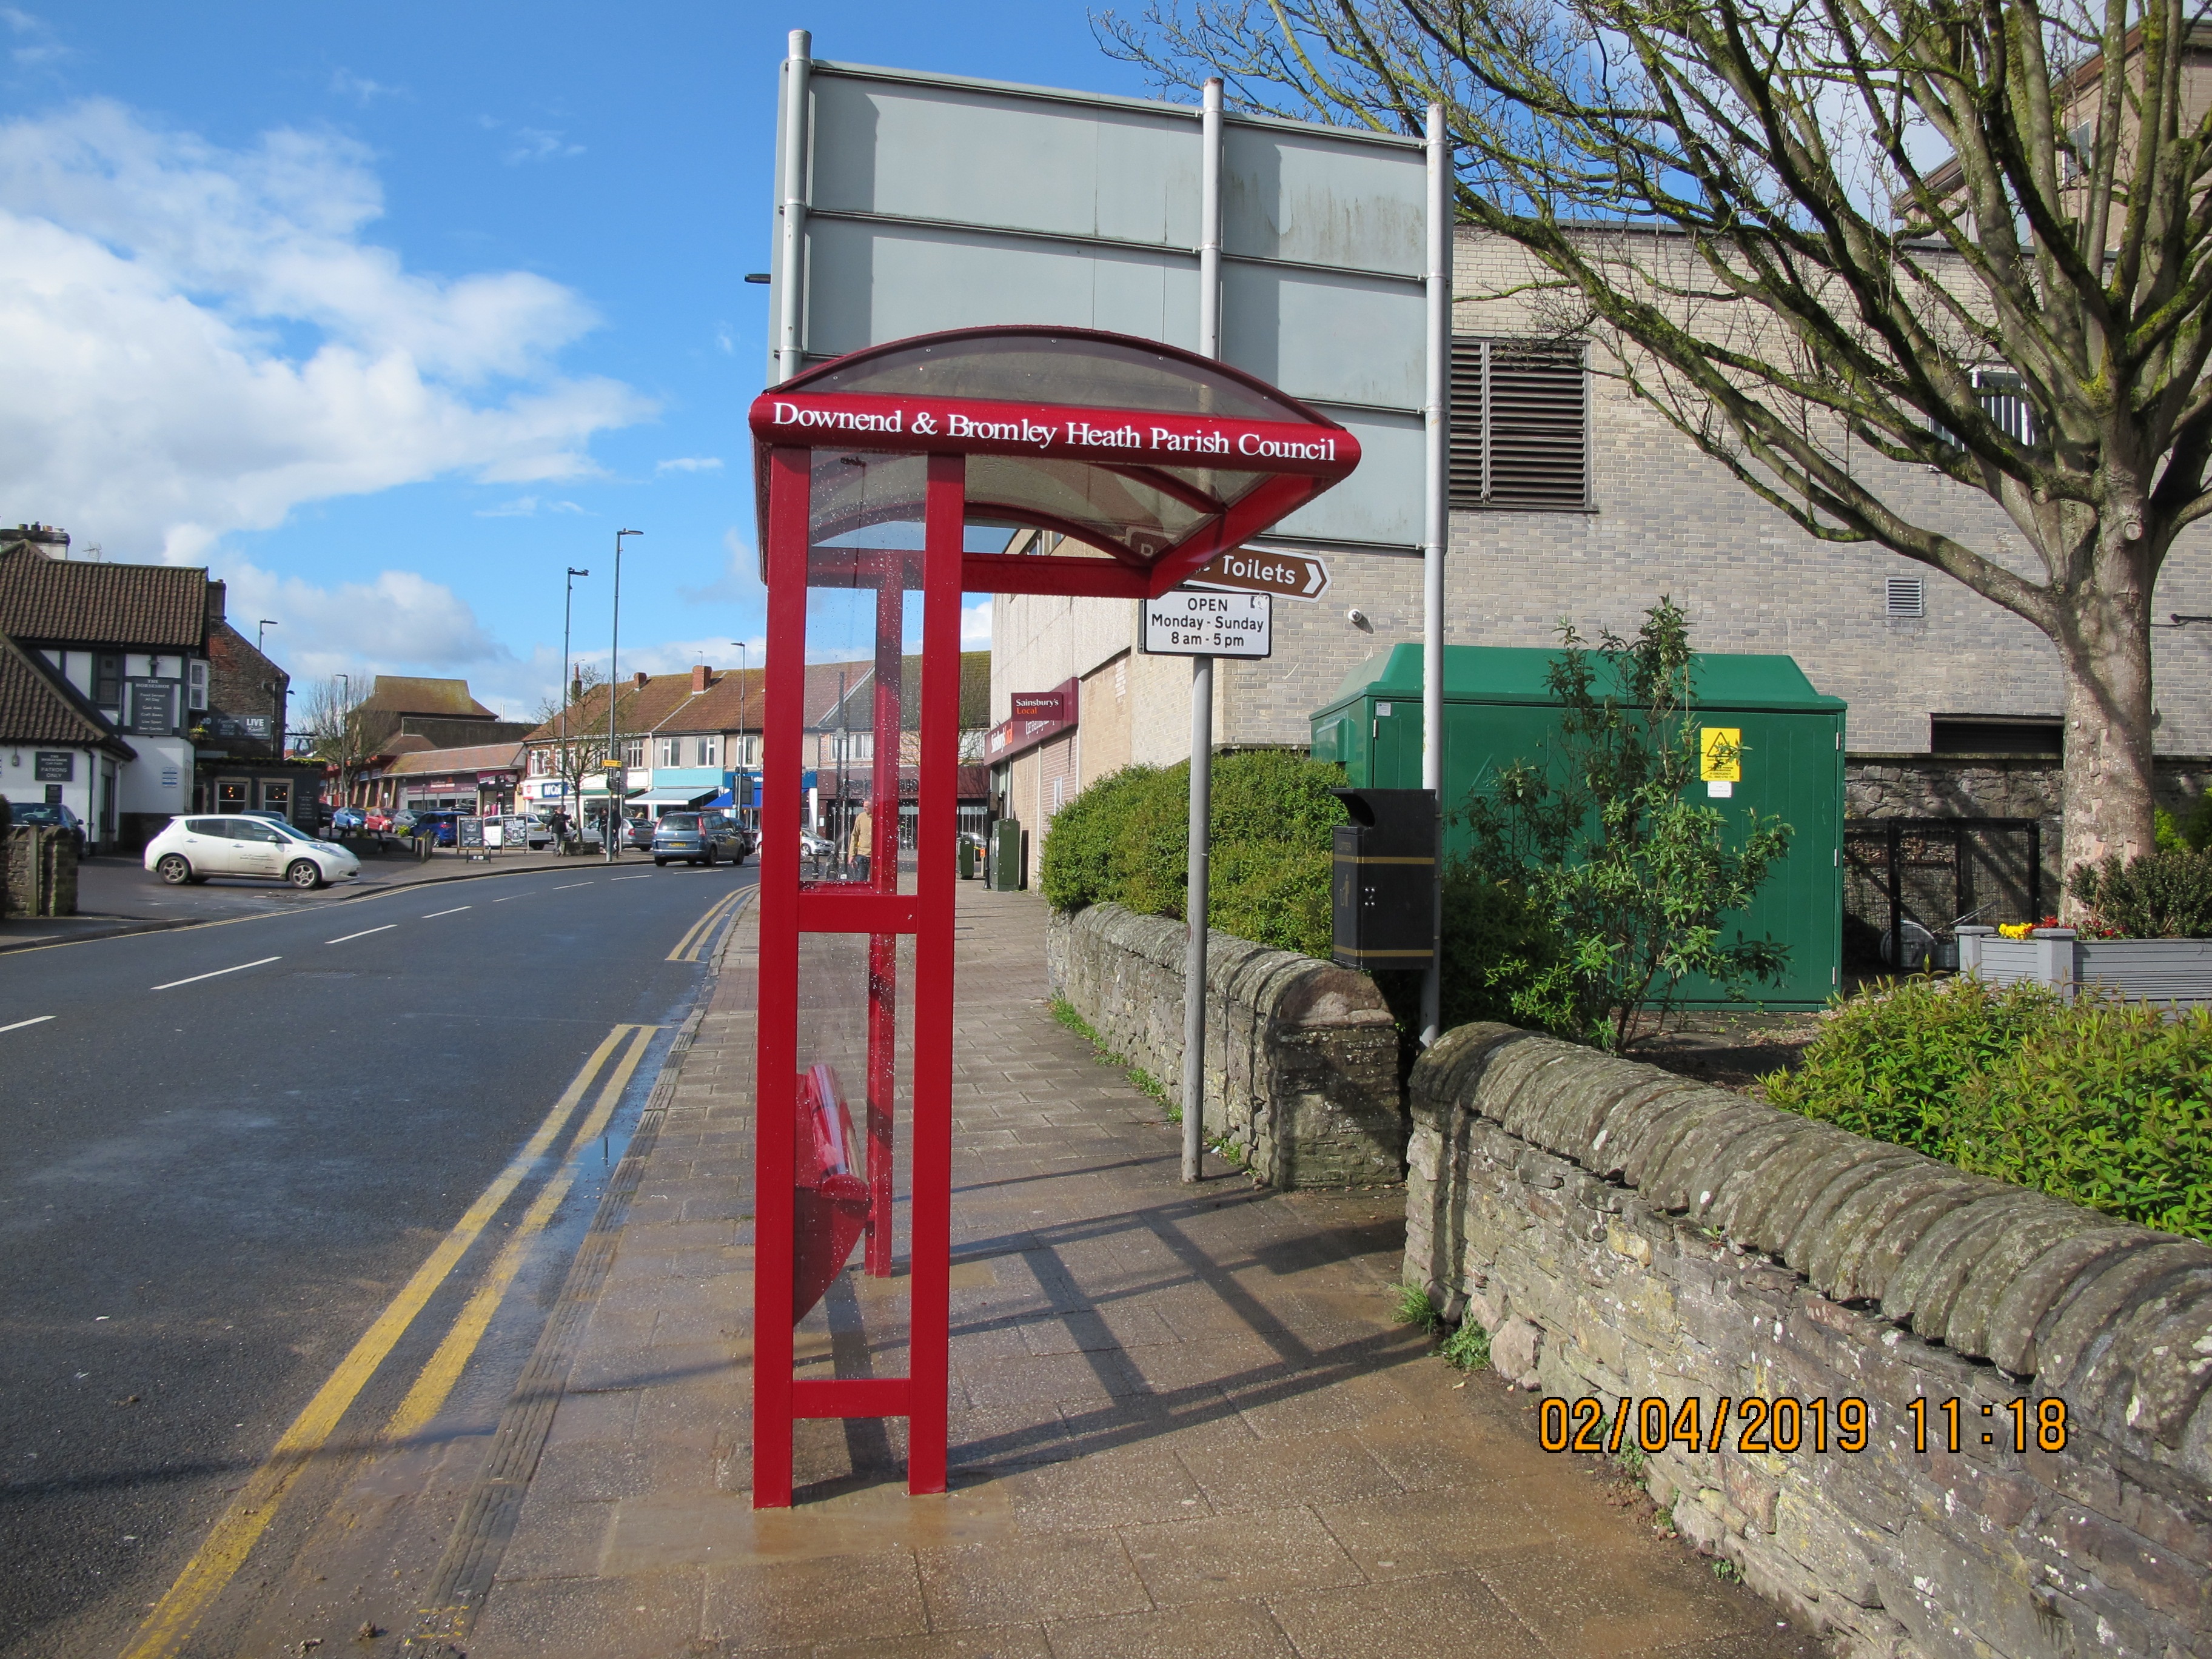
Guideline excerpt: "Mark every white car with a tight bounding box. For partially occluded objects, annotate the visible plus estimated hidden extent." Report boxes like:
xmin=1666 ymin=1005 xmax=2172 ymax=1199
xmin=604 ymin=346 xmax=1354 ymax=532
xmin=144 ymin=814 xmax=363 ymax=890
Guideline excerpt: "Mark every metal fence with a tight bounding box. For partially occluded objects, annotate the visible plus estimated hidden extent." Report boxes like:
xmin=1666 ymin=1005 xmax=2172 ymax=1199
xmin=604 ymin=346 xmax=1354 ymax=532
xmin=1843 ymin=817 xmax=2046 ymax=970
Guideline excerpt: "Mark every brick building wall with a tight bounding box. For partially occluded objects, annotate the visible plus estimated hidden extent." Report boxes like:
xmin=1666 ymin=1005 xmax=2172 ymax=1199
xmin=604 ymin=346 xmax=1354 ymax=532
xmin=991 ymin=226 xmax=2212 ymax=822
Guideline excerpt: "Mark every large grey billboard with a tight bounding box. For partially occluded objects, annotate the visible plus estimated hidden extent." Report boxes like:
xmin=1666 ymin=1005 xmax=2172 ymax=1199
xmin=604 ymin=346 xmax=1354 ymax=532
xmin=768 ymin=56 xmax=1430 ymax=554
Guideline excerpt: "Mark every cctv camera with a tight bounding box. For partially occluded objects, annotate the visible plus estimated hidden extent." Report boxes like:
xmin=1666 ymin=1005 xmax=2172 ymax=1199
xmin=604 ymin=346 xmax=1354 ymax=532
xmin=1346 ymin=608 xmax=1373 ymax=632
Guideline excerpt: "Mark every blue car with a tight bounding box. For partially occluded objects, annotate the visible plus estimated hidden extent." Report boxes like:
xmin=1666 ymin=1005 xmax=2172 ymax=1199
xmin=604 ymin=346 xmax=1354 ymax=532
xmin=408 ymin=809 xmax=461 ymax=846
xmin=330 ymin=807 xmax=367 ymax=832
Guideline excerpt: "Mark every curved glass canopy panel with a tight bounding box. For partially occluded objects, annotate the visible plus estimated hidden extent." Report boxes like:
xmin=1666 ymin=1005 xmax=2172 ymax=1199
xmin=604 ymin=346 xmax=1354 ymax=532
xmin=750 ymin=326 xmax=1358 ymax=594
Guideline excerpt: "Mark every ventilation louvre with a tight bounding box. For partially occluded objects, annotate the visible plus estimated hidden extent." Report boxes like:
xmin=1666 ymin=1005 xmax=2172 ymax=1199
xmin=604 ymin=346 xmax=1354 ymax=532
xmin=1449 ymin=337 xmax=1589 ymax=510
xmin=1886 ymin=575 xmax=1926 ymax=618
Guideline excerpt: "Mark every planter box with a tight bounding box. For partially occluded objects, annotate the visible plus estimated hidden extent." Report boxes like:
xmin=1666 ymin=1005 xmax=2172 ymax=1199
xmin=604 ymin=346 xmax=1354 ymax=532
xmin=1959 ymin=925 xmax=2212 ymax=1005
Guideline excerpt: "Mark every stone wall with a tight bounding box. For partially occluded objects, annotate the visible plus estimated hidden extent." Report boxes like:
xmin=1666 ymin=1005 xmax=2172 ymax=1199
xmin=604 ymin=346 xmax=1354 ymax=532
xmin=4 ymin=826 xmax=76 ymax=917
xmin=1045 ymin=900 xmax=1403 ymax=1187
xmin=1406 ymin=1023 xmax=2212 ymax=1659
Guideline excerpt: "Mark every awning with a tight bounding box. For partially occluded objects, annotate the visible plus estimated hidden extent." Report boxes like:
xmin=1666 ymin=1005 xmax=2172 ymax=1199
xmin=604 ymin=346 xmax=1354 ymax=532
xmin=749 ymin=326 xmax=1359 ymax=599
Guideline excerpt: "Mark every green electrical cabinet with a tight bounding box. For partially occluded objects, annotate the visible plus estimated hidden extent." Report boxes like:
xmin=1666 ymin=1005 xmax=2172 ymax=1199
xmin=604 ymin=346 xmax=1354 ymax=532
xmin=1311 ymin=645 xmax=1846 ymax=1010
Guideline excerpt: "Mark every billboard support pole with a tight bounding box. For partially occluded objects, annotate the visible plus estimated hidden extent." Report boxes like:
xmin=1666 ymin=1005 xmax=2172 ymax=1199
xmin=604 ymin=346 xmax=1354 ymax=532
xmin=1418 ymin=101 xmax=1449 ymax=1048
xmin=777 ymin=30 xmax=812 ymax=383
xmin=1182 ymin=77 xmax=1224 ymax=1185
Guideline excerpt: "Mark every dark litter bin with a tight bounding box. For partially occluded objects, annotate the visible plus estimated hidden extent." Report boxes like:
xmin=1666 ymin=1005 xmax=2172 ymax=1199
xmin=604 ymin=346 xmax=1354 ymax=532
xmin=1330 ymin=788 xmax=1438 ymax=971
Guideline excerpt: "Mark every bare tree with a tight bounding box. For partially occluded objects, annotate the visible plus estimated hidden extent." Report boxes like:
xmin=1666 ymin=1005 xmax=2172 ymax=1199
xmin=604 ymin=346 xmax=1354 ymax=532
xmin=299 ymin=675 xmax=370 ymax=813
xmin=1102 ymin=0 xmax=2212 ymax=891
xmin=530 ymin=665 xmax=637 ymax=840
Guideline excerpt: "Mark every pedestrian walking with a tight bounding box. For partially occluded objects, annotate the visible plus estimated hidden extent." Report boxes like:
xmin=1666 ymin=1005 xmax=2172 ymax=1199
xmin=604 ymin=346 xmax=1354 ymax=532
xmin=850 ymin=803 xmax=873 ymax=883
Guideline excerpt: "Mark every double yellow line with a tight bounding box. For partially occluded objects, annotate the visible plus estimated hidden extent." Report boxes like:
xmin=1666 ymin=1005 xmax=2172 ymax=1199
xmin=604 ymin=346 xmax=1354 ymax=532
xmin=123 ymin=1023 xmax=660 ymax=1659
xmin=667 ymin=884 xmax=750 ymax=963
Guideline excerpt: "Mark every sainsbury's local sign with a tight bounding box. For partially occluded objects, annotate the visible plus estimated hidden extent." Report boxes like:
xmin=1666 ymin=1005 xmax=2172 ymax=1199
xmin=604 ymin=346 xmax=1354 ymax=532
xmin=749 ymin=392 xmax=1356 ymax=472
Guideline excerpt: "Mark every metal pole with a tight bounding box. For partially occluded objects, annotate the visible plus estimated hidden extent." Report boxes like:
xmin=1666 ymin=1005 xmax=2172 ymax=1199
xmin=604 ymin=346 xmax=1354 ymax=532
xmin=776 ymin=30 xmax=813 ymax=383
xmin=1182 ymin=655 xmax=1213 ymax=1184
xmin=1182 ymin=76 xmax=1225 ymax=1186
xmin=608 ymin=531 xmax=640 ymax=862
xmin=563 ymin=566 xmax=586 ymax=845
xmin=1419 ymin=101 xmax=1450 ymax=1048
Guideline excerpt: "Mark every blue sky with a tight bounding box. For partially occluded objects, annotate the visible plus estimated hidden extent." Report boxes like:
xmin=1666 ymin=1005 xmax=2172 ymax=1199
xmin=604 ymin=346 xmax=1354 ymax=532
xmin=0 ymin=4 xmax=1164 ymax=714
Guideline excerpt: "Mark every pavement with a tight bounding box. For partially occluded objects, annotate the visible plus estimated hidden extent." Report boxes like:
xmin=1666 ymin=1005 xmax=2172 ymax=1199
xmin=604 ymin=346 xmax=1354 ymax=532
xmin=409 ymin=881 xmax=1823 ymax=1659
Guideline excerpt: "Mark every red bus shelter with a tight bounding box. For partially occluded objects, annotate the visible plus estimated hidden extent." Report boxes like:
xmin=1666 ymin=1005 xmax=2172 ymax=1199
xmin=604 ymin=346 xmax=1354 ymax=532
xmin=747 ymin=326 xmax=1358 ymax=1507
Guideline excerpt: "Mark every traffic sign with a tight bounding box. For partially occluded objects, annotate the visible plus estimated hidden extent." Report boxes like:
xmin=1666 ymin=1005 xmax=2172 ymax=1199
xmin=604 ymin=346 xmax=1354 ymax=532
xmin=1181 ymin=548 xmax=1330 ymax=601
xmin=1141 ymin=591 xmax=1273 ymax=658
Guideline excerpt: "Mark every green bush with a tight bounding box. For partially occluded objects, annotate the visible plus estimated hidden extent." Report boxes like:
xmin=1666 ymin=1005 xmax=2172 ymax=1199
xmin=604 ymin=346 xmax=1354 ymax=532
xmin=1041 ymin=751 xmax=1350 ymax=932
xmin=1765 ymin=980 xmax=2212 ymax=1242
xmin=1038 ymin=764 xmax=1159 ymax=910
xmin=1210 ymin=840 xmax=1335 ymax=957
xmin=2068 ymin=846 xmax=2212 ymax=937
xmin=1948 ymin=1003 xmax=2212 ymax=1239
xmin=1765 ymin=977 xmax=2065 ymax=1153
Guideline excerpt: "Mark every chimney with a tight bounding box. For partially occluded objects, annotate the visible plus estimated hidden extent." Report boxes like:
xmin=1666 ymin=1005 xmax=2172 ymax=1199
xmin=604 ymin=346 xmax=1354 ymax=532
xmin=634 ymin=670 xmax=650 ymax=689
xmin=691 ymin=664 xmax=712 ymax=694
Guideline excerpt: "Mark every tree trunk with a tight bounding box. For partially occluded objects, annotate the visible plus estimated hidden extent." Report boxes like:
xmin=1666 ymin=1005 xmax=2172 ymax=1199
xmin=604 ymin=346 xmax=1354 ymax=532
xmin=2053 ymin=543 xmax=2157 ymax=911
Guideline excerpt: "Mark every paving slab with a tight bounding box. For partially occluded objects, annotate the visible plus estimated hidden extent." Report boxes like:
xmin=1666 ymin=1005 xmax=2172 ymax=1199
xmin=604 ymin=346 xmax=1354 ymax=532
xmin=454 ymin=882 xmax=1824 ymax=1659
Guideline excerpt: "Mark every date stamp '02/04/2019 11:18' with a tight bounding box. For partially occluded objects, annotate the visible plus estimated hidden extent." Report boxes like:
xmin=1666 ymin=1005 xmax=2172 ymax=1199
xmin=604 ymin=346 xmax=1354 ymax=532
xmin=1538 ymin=1395 xmax=2072 ymax=1457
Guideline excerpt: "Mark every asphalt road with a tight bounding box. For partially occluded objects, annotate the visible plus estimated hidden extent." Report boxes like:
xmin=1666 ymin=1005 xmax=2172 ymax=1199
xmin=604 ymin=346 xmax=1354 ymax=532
xmin=0 ymin=857 xmax=756 ymax=1658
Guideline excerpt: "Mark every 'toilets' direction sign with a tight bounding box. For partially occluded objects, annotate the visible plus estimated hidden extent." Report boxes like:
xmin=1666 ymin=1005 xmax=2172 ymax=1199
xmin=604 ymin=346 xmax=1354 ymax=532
xmin=1182 ymin=548 xmax=1331 ymax=601
xmin=1142 ymin=591 xmax=1273 ymax=658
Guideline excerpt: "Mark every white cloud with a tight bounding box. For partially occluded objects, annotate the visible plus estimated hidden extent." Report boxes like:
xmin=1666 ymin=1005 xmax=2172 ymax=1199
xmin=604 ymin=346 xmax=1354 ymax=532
xmin=2 ymin=7 xmax=69 ymax=69
xmin=329 ymin=69 xmax=406 ymax=107
xmin=677 ymin=528 xmax=765 ymax=608
xmin=0 ymin=98 xmax=650 ymax=560
xmin=961 ymin=600 xmax=991 ymax=646
xmin=218 ymin=557 xmax=506 ymax=685
xmin=475 ymin=495 xmax=585 ymax=518
xmin=655 ymin=456 xmax=722 ymax=474
xmin=504 ymin=126 xmax=583 ymax=165
xmin=714 ymin=322 xmax=735 ymax=355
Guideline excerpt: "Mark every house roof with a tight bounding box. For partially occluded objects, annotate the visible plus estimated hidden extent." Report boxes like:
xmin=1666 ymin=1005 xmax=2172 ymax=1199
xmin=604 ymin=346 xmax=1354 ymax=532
xmin=823 ymin=651 xmax=993 ymax=732
xmin=0 ymin=543 xmax=210 ymax=649
xmin=358 ymin=675 xmax=498 ymax=719
xmin=0 ymin=635 xmax=136 ymax=758
xmin=521 ymin=652 xmax=994 ymax=744
xmin=384 ymin=741 xmax=526 ymax=776
xmin=383 ymin=733 xmax=437 ymax=757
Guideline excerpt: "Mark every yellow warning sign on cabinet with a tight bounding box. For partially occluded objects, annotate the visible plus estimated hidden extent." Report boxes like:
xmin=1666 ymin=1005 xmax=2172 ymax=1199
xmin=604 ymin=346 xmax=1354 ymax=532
xmin=1700 ymin=728 xmax=1743 ymax=783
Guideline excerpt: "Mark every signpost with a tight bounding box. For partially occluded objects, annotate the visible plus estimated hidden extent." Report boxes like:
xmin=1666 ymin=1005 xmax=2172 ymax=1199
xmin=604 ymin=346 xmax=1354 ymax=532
xmin=1141 ymin=591 xmax=1273 ymax=658
xmin=1180 ymin=548 xmax=1330 ymax=601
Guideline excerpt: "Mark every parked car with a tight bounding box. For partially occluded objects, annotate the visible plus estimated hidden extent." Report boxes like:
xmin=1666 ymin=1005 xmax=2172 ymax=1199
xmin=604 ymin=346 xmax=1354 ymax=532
xmin=330 ymin=806 xmax=367 ymax=833
xmin=619 ymin=816 xmax=655 ymax=851
xmin=144 ymin=814 xmax=362 ymax=890
xmin=799 ymin=828 xmax=834 ymax=859
xmin=652 ymin=811 xmax=748 ymax=868
xmin=5 ymin=800 xmax=88 ymax=854
xmin=407 ymin=810 xmax=461 ymax=846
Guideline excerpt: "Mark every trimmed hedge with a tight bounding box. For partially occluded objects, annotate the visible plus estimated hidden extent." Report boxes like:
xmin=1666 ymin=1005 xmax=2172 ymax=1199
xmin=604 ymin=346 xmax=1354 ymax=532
xmin=1764 ymin=977 xmax=2212 ymax=1243
xmin=1038 ymin=752 xmax=1349 ymax=958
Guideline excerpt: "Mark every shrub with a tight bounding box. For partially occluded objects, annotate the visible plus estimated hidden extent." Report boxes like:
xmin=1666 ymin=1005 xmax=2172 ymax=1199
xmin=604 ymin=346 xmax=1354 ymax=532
xmin=1947 ymin=1002 xmax=2212 ymax=1239
xmin=1039 ymin=764 xmax=1159 ymax=911
xmin=1042 ymin=751 xmax=1349 ymax=931
xmin=2068 ymin=846 xmax=2212 ymax=938
xmin=1763 ymin=976 xmax=2065 ymax=1153
xmin=1766 ymin=980 xmax=2212 ymax=1242
xmin=1210 ymin=840 xmax=1334 ymax=958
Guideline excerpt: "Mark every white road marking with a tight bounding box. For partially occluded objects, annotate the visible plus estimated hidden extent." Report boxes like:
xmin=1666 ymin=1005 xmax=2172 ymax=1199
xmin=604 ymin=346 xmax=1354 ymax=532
xmin=326 ymin=925 xmax=396 ymax=945
xmin=552 ymin=883 xmax=591 ymax=890
xmin=421 ymin=907 xmax=472 ymax=919
xmin=610 ymin=874 xmax=653 ymax=881
xmin=0 ymin=1015 xmax=55 ymax=1034
xmin=152 ymin=957 xmax=282 ymax=991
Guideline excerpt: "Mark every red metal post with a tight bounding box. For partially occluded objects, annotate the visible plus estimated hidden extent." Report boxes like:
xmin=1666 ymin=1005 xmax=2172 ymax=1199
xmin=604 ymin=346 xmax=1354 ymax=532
xmin=750 ymin=444 xmax=811 ymax=1509
xmin=863 ymin=561 xmax=900 ymax=1276
xmin=905 ymin=452 xmax=964 ymax=1495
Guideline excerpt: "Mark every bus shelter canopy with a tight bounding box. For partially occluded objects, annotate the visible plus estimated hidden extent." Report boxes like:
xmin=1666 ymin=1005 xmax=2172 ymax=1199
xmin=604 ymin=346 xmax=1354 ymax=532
xmin=748 ymin=326 xmax=1359 ymax=598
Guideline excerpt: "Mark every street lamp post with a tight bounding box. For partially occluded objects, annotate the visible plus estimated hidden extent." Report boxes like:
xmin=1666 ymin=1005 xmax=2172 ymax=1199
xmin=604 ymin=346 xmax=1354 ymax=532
xmin=335 ymin=672 xmax=350 ymax=810
xmin=606 ymin=530 xmax=642 ymax=862
xmin=256 ymin=619 xmax=278 ymax=655
xmin=561 ymin=566 xmax=589 ymax=843
xmin=735 ymin=641 xmax=750 ymax=824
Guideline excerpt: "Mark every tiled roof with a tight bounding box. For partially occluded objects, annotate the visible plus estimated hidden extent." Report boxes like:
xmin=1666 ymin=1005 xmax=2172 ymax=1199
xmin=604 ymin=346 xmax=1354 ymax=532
xmin=0 ymin=544 xmax=210 ymax=649
xmin=0 ymin=635 xmax=136 ymax=756
xmin=384 ymin=741 xmax=525 ymax=776
xmin=520 ymin=652 xmax=992 ymax=743
xmin=358 ymin=675 xmax=497 ymax=718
